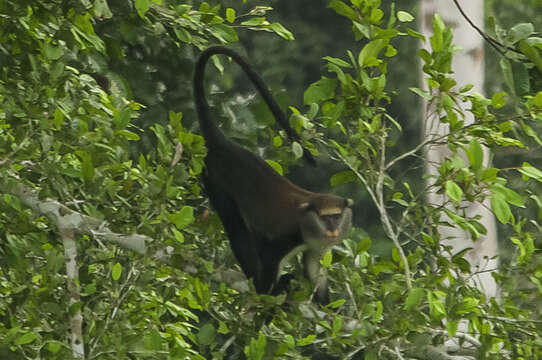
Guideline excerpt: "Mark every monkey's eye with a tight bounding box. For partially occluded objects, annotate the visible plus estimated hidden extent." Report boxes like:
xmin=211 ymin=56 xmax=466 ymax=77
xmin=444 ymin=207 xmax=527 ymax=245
xmin=320 ymin=213 xmax=342 ymax=227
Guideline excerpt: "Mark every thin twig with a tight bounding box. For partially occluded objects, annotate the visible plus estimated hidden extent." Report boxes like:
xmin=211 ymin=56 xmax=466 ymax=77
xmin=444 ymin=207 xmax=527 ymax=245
xmin=376 ymin=136 xmax=412 ymax=289
xmin=451 ymin=0 xmax=520 ymax=55
xmin=89 ymin=267 xmax=139 ymax=357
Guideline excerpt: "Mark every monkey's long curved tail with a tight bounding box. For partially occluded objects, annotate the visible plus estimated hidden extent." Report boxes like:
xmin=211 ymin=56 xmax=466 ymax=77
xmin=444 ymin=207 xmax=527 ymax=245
xmin=194 ymin=45 xmax=316 ymax=165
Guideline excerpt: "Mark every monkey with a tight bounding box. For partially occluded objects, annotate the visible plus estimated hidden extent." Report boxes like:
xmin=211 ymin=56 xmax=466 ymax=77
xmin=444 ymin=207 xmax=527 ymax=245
xmin=194 ymin=46 xmax=353 ymax=304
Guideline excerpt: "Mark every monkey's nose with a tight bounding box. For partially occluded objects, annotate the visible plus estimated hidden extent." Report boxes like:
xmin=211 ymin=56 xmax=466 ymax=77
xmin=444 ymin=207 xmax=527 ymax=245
xmin=325 ymin=229 xmax=340 ymax=240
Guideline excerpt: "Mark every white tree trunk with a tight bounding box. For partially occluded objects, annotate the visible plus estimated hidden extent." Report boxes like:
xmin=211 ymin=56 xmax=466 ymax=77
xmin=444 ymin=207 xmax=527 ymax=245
xmin=420 ymin=0 xmax=498 ymax=298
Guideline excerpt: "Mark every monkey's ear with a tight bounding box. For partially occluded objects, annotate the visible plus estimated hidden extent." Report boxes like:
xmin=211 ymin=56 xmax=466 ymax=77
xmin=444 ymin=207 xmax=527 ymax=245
xmin=299 ymin=202 xmax=313 ymax=212
xmin=346 ymin=198 xmax=354 ymax=207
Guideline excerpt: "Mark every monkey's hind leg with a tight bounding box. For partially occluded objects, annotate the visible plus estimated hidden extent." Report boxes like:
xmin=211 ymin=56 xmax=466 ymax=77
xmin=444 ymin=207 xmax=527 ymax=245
xmin=202 ymin=173 xmax=262 ymax=288
xmin=260 ymin=233 xmax=304 ymax=296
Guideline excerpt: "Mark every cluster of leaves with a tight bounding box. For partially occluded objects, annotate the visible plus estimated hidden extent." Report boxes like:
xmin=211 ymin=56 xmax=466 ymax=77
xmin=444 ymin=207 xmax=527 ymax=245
xmin=0 ymin=0 xmax=300 ymax=358
xmin=258 ymin=1 xmax=542 ymax=359
xmin=1 ymin=0 xmax=542 ymax=359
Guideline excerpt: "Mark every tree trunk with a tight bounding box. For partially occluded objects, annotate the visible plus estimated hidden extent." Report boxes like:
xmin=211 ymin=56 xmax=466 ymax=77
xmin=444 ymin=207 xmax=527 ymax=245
xmin=420 ymin=0 xmax=498 ymax=298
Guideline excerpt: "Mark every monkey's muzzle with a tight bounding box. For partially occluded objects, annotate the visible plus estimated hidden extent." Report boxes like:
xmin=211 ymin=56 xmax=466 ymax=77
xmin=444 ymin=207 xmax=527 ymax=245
xmin=325 ymin=229 xmax=341 ymax=242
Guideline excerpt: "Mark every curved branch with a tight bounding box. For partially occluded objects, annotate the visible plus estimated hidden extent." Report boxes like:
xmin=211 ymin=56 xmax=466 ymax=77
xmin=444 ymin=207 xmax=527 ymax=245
xmin=451 ymin=0 xmax=520 ymax=56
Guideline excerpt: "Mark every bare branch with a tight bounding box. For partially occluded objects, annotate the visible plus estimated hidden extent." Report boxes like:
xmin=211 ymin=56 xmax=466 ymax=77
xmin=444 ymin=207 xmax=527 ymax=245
xmin=60 ymin=228 xmax=85 ymax=358
xmin=7 ymin=181 xmax=155 ymax=255
xmin=451 ymin=0 xmax=519 ymax=56
xmin=376 ymin=136 xmax=411 ymax=289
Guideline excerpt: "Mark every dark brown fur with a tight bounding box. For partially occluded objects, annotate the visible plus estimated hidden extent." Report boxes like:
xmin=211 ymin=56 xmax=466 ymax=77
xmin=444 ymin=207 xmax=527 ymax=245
xmin=194 ymin=46 xmax=352 ymax=303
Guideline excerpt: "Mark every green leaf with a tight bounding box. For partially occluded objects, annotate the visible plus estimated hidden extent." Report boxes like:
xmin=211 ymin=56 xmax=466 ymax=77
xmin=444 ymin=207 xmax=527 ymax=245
xmin=297 ymin=334 xmax=316 ymax=346
xmin=266 ymin=160 xmax=283 ymax=175
xmin=211 ymin=24 xmax=239 ymax=43
xmin=43 ymin=43 xmax=65 ymax=60
xmin=292 ymin=142 xmax=303 ymax=159
xmin=456 ymin=297 xmax=479 ymax=314
xmin=491 ymin=91 xmax=507 ymax=109
xmin=321 ymin=251 xmax=332 ymax=267
xmin=467 ymin=139 xmax=484 ymax=171
xmin=75 ymin=150 xmax=94 ymax=182
xmin=511 ymin=235 xmax=534 ymax=265
xmin=405 ymin=287 xmax=424 ymax=310
xmin=397 ymin=11 xmax=414 ymax=22
xmin=135 ymin=0 xmax=150 ymax=18
xmin=406 ymin=27 xmax=425 ymax=41
xmin=392 ymin=192 xmax=408 ymax=206
xmin=93 ymin=0 xmax=113 ymax=19
xmin=117 ymin=130 xmax=141 ymax=140
xmin=391 ymin=247 xmax=400 ymax=264
xmin=422 ymin=232 xmax=434 ymax=246
xmin=174 ymin=28 xmax=192 ymax=43
xmin=353 ymin=21 xmax=370 ymax=40
xmin=491 ymin=183 xmax=525 ymax=207
xmin=491 ymin=193 xmax=512 ymax=224
xmin=245 ymin=332 xmax=267 ymax=360
xmin=115 ymin=107 xmax=132 ymax=129
xmin=518 ymin=162 xmax=542 ymax=182
xmin=53 ymin=108 xmax=64 ymax=129
xmin=446 ymin=320 xmax=459 ymax=338
xmin=226 ymin=8 xmax=236 ymax=23
xmin=307 ymin=103 xmax=319 ymax=120
xmin=241 ymin=16 xmax=269 ymax=26
xmin=332 ymin=315 xmax=343 ymax=335
xmin=218 ymin=321 xmax=229 ymax=334
xmin=268 ymin=23 xmax=294 ymax=40
xmin=445 ymin=180 xmax=463 ymax=203
xmin=500 ymin=58 xmax=515 ymax=95
xmin=15 ymin=332 xmax=37 ymax=345
xmin=409 ymin=87 xmax=431 ymax=100
xmin=459 ymin=84 xmax=474 ymax=93
xmin=304 ymin=77 xmax=337 ymax=104
xmin=272 ymin=136 xmax=282 ymax=147
xmin=385 ymin=45 xmax=397 ymax=57
xmin=330 ymin=170 xmax=356 ymax=187
xmin=358 ymin=237 xmax=371 ymax=252
xmin=512 ymin=61 xmax=530 ymax=95
xmin=328 ymin=63 xmax=346 ymax=84
xmin=358 ymin=39 xmax=386 ymax=67
xmin=328 ymin=0 xmax=356 ymax=20
xmin=144 ymin=330 xmax=162 ymax=351
xmin=327 ymin=298 xmax=346 ymax=308
xmin=323 ymin=56 xmax=351 ymax=68
xmin=519 ymin=39 xmax=542 ymax=72
xmin=240 ymin=17 xmax=267 ymax=26
xmin=508 ymin=23 xmax=535 ymax=43
xmin=74 ymin=13 xmax=96 ymax=35
xmin=427 ymin=291 xmax=446 ymax=320
xmin=169 ymin=206 xmax=195 ymax=229
xmin=369 ymin=8 xmax=383 ymax=24
xmin=111 ymin=262 xmax=122 ymax=281
xmin=172 ymin=228 xmax=185 ymax=243
xmin=197 ymin=323 xmax=216 ymax=346
xmin=47 ymin=341 xmax=63 ymax=353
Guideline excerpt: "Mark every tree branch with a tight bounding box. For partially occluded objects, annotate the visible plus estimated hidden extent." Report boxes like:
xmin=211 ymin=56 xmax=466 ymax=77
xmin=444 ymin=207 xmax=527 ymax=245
xmin=7 ymin=181 xmax=157 ymax=256
xmin=4 ymin=179 xmax=248 ymax=286
xmin=60 ymin=227 xmax=85 ymax=358
xmin=451 ymin=0 xmax=520 ymax=56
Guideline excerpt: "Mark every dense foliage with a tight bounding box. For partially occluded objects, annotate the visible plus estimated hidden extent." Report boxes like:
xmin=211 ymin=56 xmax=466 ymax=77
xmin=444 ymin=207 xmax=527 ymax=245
xmin=1 ymin=0 xmax=541 ymax=359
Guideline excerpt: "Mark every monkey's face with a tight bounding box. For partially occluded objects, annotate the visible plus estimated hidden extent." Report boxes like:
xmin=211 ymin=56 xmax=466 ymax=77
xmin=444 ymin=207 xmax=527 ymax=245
xmin=299 ymin=199 xmax=353 ymax=253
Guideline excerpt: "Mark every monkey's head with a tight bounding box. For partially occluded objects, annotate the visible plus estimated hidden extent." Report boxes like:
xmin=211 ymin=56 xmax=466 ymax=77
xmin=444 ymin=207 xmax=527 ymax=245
xmin=299 ymin=195 xmax=353 ymax=253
